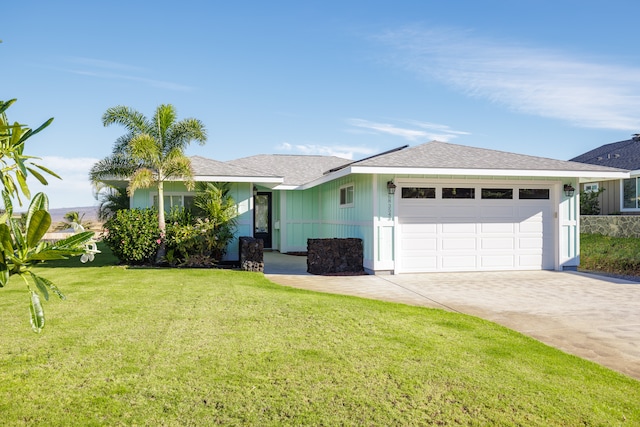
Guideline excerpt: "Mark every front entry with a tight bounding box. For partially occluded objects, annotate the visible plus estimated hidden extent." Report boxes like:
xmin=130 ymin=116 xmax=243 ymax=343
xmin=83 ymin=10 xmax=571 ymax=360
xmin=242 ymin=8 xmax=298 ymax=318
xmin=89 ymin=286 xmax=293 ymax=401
xmin=254 ymin=192 xmax=272 ymax=248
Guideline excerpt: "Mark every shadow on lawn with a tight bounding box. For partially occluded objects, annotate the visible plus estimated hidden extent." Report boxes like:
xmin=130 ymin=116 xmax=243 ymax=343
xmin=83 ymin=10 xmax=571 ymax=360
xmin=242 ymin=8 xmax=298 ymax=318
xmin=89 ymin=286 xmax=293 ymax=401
xmin=37 ymin=242 xmax=120 ymax=268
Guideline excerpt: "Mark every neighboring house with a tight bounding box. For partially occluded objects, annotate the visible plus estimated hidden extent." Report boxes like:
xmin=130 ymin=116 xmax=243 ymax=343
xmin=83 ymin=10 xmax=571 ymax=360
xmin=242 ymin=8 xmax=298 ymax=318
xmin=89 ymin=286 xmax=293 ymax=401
xmin=119 ymin=141 xmax=626 ymax=274
xmin=570 ymin=135 xmax=640 ymax=215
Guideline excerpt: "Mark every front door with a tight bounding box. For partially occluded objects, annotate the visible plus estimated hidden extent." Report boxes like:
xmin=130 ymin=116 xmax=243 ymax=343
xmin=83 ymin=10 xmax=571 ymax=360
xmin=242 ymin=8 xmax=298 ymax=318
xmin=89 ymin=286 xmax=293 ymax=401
xmin=254 ymin=192 xmax=272 ymax=248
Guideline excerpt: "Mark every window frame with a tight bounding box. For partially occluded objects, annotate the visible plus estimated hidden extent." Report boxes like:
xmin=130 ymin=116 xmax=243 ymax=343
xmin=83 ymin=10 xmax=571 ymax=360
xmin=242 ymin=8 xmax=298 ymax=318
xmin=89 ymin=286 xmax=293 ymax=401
xmin=339 ymin=183 xmax=354 ymax=208
xmin=622 ymin=177 xmax=640 ymax=211
xmin=151 ymin=192 xmax=195 ymax=213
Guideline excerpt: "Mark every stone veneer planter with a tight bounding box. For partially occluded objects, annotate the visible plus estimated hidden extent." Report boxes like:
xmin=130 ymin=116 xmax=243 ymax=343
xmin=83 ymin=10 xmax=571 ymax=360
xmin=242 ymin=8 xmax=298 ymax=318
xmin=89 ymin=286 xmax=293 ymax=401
xmin=307 ymin=238 xmax=364 ymax=275
xmin=581 ymin=215 xmax=640 ymax=238
xmin=239 ymin=236 xmax=264 ymax=272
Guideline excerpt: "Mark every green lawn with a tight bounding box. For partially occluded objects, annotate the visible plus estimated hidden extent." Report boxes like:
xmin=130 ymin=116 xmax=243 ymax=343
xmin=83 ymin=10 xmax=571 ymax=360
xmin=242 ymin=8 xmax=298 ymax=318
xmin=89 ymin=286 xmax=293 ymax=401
xmin=0 ymin=249 xmax=638 ymax=425
xmin=581 ymin=233 xmax=640 ymax=277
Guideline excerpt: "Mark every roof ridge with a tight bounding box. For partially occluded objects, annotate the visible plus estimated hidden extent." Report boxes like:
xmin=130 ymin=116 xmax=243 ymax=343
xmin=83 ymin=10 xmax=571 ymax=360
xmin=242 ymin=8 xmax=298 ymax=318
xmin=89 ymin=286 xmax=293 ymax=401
xmin=325 ymin=144 xmax=410 ymax=174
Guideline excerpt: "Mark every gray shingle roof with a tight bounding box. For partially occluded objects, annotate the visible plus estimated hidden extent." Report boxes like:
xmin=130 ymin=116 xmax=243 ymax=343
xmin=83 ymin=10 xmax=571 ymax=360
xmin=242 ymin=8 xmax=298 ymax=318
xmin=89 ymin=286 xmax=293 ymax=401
xmin=227 ymin=154 xmax=351 ymax=186
xmin=190 ymin=155 xmax=278 ymax=178
xmin=352 ymin=141 xmax=626 ymax=173
xmin=570 ymin=137 xmax=640 ymax=170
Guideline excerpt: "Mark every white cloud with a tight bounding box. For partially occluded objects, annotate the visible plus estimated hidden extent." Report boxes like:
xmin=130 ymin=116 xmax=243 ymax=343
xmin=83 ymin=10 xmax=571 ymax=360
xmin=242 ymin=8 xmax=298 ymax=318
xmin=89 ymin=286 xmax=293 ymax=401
xmin=347 ymin=118 xmax=470 ymax=142
xmin=277 ymin=142 xmax=378 ymax=159
xmin=376 ymin=27 xmax=640 ymax=131
xmin=62 ymin=57 xmax=193 ymax=91
xmin=24 ymin=156 xmax=100 ymax=209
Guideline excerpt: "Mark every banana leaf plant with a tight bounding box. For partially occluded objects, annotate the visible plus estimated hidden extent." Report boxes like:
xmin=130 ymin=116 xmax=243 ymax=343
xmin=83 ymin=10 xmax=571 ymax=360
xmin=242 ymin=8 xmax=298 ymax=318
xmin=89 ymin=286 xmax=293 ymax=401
xmin=0 ymin=193 xmax=99 ymax=332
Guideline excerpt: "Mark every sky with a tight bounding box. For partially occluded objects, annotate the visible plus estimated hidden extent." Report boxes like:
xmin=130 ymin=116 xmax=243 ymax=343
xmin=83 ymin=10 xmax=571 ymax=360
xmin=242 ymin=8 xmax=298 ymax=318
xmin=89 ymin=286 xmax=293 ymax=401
xmin=3 ymin=0 xmax=640 ymax=209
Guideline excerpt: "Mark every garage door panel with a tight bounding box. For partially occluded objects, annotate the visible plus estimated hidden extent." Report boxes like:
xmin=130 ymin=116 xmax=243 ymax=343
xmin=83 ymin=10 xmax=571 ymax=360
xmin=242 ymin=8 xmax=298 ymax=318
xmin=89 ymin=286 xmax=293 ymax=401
xmin=481 ymin=223 xmax=514 ymax=233
xmin=520 ymin=221 xmax=543 ymax=233
xmin=481 ymin=255 xmax=515 ymax=268
xmin=442 ymin=255 xmax=477 ymax=269
xmin=401 ymin=222 xmax=437 ymax=233
xmin=402 ymin=238 xmax=437 ymax=251
xmin=519 ymin=237 xmax=544 ymax=249
xmin=441 ymin=223 xmax=476 ymax=233
xmin=481 ymin=207 xmax=516 ymax=217
xmin=442 ymin=238 xmax=476 ymax=250
xmin=481 ymin=238 xmax=514 ymax=250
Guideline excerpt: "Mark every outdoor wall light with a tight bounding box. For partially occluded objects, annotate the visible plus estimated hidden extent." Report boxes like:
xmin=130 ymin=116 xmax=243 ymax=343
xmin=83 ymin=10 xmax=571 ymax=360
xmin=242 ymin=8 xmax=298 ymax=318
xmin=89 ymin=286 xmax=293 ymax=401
xmin=387 ymin=181 xmax=397 ymax=195
xmin=564 ymin=184 xmax=575 ymax=198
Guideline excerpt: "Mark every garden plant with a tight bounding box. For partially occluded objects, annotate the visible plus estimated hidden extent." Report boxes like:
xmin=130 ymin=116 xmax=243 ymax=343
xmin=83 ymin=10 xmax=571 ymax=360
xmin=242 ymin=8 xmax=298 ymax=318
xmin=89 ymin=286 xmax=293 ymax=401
xmin=0 ymin=99 xmax=97 ymax=332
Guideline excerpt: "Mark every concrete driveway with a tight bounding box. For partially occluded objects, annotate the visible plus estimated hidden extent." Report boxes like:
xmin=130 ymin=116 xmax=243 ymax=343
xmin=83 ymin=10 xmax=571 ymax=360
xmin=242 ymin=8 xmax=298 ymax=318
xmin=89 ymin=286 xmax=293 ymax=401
xmin=263 ymin=252 xmax=640 ymax=380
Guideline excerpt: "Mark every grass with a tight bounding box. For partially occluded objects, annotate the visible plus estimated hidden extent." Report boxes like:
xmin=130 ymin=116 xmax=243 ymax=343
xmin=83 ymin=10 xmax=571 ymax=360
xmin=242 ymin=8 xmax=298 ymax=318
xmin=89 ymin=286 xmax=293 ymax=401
xmin=0 ymin=246 xmax=638 ymax=425
xmin=580 ymin=233 xmax=640 ymax=276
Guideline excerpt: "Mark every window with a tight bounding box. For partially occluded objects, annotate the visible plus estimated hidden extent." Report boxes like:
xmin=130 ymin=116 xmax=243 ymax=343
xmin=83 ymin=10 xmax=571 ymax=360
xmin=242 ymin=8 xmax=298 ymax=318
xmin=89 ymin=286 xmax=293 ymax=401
xmin=519 ymin=189 xmax=549 ymax=200
xmin=340 ymin=184 xmax=354 ymax=207
xmin=402 ymin=187 xmax=436 ymax=199
xmin=481 ymin=188 xmax=513 ymax=199
xmin=584 ymin=183 xmax=599 ymax=193
xmin=442 ymin=187 xmax=475 ymax=199
xmin=153 ymin=194 xmax=195 ymax=212
xmin=623 ymin=178 xmax=638 ymax=209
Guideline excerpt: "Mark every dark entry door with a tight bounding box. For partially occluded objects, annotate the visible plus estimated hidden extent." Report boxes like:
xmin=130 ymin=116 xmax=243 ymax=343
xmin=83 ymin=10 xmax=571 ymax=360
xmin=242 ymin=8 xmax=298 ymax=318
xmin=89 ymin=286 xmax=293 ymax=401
xmin=254 ymin=192 xmax=272 ymax=248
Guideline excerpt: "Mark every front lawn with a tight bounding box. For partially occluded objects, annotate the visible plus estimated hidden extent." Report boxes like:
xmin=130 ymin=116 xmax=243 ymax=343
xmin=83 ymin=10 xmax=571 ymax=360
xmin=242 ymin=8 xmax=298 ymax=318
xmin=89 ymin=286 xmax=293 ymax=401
xmin=0 ymin=258 xmax=638 ymax=425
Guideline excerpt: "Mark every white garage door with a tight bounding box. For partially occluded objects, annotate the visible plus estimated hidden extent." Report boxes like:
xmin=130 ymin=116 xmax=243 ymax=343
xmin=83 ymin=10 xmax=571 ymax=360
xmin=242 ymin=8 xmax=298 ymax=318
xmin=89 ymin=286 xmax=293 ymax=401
xmin=397 ymin=185 xmax=555 ymax=273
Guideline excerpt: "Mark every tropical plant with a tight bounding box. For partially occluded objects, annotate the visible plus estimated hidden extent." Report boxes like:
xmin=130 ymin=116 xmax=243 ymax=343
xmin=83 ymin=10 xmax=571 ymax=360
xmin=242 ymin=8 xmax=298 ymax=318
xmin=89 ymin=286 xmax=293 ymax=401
xmin=164 ymin=183 xmax=238 ymax=266
xmin=95 ymin=184 xmax=129 ymax=221
xmin=0 ymin=99 xmax=98 ymax=332
xmin=89 ymin=104 xmax=207 ymax=239
xmin=102 ymin=208 xmax=161 ymax=265
xmin=0 ymin=99 xmax=60 ymax=213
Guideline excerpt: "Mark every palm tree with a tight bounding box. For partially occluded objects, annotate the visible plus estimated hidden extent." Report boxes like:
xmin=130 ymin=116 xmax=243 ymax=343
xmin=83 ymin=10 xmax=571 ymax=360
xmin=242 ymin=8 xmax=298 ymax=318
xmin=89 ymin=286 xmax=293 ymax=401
xmin=95 ymin=184 xmax=129 ymax=222
xmin=89 ymin=104 xmax=207 ymax=232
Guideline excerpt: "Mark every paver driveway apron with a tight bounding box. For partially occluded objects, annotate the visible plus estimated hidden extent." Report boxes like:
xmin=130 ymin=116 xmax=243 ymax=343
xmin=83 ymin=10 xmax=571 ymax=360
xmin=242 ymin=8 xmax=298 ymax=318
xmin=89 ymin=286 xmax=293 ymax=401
xmin=264 ymin=253 xmax=640 ymax=380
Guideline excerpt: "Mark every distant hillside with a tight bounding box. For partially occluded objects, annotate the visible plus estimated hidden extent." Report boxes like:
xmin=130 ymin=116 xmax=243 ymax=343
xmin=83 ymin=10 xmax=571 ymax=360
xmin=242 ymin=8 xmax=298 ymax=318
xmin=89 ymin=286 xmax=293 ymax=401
xmin=48 ymin=206 xmax=100 ymax=224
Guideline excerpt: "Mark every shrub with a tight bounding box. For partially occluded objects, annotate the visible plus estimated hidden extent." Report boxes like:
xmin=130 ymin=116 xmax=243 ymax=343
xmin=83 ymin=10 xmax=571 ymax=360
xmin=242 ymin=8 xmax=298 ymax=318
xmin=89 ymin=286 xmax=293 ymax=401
xmin=580 ymin=188 xmax=605 ymax=215
xmin=164 ymin=183 xmax=238 ymax=267
xmin=103 ymin=209 xmax=161 ymax=265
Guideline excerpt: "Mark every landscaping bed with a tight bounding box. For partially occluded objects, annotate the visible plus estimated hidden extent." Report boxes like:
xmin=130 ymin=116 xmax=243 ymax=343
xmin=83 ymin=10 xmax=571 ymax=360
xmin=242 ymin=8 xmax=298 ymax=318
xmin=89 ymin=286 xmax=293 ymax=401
xmin=580 ymin=233 xmax=640 ymax=278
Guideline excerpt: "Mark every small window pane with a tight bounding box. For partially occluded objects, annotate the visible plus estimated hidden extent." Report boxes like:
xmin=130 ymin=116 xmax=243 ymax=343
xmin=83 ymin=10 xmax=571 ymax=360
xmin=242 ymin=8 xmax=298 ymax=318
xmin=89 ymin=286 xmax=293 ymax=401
xmin=584 ymin=183 xmax=599 ymax=193
xmin=402 ymin=187 xmax=436 ymax=199
xmin=481 ymin=188 xmax=513 ymax=199
xmin=519 ymin=189 xmax=550 ymax=200
xmin=340 ymin=185 xmax=354 ymax=206
xmin=442 ymin=188 xmax=475 ymax=199
xmin=623 ymin=178 xmax=637 ymax=209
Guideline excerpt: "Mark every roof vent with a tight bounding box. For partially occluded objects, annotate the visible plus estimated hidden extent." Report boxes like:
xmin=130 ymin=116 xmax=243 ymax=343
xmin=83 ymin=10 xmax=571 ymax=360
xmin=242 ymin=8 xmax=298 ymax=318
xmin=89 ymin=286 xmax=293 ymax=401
xmin=597 ymin=156 xmax=603 ymax=161
xmin=633 ymin=134 xmax=640 ymax=141
xmin=614 ymin=153 xmax=621 ymax=158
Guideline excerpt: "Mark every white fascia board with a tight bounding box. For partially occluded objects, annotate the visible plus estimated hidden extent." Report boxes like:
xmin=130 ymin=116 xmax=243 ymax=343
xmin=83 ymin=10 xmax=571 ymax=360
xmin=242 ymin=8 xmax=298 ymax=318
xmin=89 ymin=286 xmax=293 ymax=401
xmin=348 ymin=166 xmax=630 ymax=180
xmin=295 ymin=167 xmax=353 ymax=190
xmin=192 ymin=175 xmax=283 ymax=184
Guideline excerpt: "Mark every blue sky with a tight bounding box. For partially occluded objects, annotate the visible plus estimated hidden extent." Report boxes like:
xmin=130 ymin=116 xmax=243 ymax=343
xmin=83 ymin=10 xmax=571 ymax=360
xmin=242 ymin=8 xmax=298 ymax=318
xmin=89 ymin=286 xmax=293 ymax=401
xmin=3 ymin=0 xmax=640 ymax=208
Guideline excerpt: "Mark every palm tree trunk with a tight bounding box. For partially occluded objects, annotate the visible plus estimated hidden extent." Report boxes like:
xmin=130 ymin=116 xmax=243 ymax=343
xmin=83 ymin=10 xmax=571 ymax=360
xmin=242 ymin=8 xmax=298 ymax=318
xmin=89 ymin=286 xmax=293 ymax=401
xmin=155 ymin=180 xmax=167 ymax=265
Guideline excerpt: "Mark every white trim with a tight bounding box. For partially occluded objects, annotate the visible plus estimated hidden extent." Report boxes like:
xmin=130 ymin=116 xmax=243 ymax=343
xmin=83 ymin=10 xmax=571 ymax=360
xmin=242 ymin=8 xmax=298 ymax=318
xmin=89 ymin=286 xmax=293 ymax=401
xmin=349 ymin=165 xmax=629 ymax=179
xmin=297 ymin=165 xmax=628 ymax=191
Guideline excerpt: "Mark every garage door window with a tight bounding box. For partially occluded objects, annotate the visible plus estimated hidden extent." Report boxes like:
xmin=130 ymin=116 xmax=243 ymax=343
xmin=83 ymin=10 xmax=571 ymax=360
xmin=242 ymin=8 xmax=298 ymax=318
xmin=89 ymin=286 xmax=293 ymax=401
xmin=442 ymin=187 xmax=475 ymax=199
xmin=481 ymin=188 xmax=513 ymax=199
xmin=519 ymin=189 xmax=550 ymax=199
xmin=402 ymin=187 xmax=436 ymax=199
